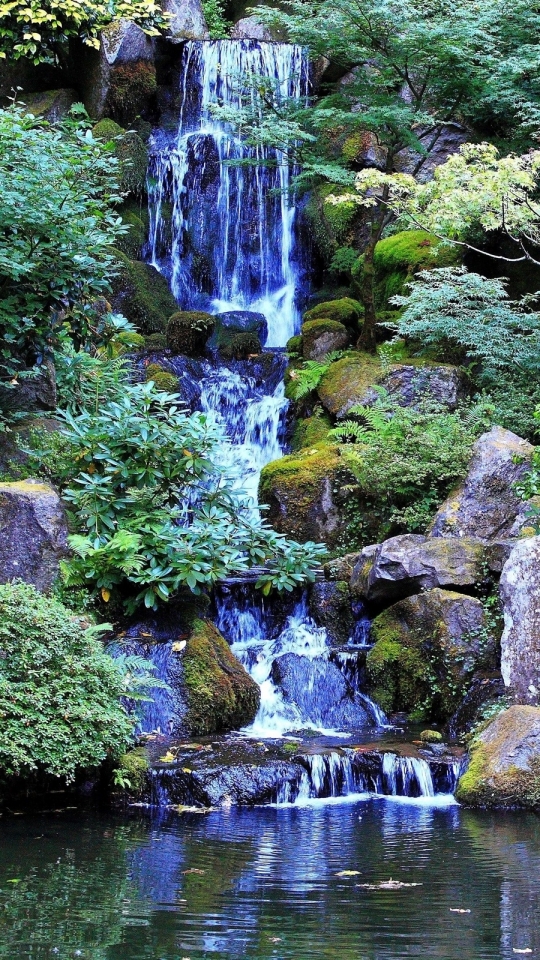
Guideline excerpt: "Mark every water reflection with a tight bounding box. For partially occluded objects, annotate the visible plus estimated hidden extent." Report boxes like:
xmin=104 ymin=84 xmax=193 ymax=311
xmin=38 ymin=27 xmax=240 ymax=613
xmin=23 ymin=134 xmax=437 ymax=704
xmin=0 ymin=802 xmax=539 ymax=959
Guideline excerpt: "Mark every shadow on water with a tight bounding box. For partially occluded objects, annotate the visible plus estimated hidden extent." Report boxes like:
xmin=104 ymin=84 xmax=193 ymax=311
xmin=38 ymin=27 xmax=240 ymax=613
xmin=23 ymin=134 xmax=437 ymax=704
xmin=1 ymin=803 xmax=540 ymax=959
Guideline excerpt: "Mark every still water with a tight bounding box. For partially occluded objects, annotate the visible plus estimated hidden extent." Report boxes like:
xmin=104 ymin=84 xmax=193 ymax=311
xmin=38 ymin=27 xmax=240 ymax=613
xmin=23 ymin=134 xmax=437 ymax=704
xmin=1 ymin=800 xmax=540 ymax=960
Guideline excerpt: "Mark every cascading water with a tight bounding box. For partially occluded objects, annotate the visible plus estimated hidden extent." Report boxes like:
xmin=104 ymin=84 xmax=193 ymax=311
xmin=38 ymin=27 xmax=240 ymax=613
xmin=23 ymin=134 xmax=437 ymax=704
xmin=147 ymin=40 xmax=309 ymax=346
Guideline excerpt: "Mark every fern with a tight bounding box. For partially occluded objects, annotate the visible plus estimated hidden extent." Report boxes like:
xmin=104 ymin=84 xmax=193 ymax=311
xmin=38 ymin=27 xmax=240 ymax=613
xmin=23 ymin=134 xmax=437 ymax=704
xmin=328 ymin=420 xmax=369 ymax=442
xmin=288 ymin=351 xmax=345 ymax=401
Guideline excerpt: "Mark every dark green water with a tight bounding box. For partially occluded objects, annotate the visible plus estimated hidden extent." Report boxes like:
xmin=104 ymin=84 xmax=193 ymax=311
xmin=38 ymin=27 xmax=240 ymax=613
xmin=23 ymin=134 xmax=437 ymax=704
xmin=1 ymin=798 xmax=539 ymax=960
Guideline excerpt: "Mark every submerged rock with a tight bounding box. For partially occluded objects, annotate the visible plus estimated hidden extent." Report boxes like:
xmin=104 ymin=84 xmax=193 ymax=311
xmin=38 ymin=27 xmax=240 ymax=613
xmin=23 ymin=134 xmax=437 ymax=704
xmin=456 ymin=705 xmax=540 ymax=809
xmin=367 ymin=588 xmax=495 ymax=721
xmin=350 ymin=534 xmax=486 ymax=606
xmin=271 ymin=653 xmax=371 ymax=729
xmin=0 ymin=480 xmax=69 ymax=591
xmin=500 ymin=537 xmax=540 ymax=705
xmin=429 ymin=426 xmax=534 ymax=540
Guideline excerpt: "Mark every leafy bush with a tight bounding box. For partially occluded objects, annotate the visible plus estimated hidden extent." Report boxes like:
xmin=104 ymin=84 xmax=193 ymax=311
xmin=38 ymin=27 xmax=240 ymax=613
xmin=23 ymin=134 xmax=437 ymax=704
xmin=0 ymin=0 xmax=169 ymax=65
xmin=330 ymin=393 xmax=479 ymax=532
xmin=201 ymin=0 xmax=231 ymax=39
xmin=0 ymin=581 xmax=159 ymax=781
xmin=59 ymin=381 xmax=325 ymax=611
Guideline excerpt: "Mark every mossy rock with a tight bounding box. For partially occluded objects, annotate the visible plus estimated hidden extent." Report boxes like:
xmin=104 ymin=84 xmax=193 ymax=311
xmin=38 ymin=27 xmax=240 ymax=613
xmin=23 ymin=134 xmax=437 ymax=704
xmin=116 ymin=747 xmax=150 ymax=797
xmin=304 ymin=183 xmax=360 ymax=265
xmin=167 ymin=311 xmax=215 ymax=356
xmin=287 ymin=334 xmax=303 ymax=355
xmin=317 ymin=352 xmax=382 ymax=418
xmin=105 ymin=60 xmax=158 ymax=126
xmin=181 ymin=619 xmax=261 ymax=735
xmin=110 ymin=249 xmax=179 ymax=334
xmin=456 ymin=706 xmax=540 ymax=809
xmin=222 ymin=332 xmax=262 ymax=360
xmin=144 ymin=332 xmax=167 ymax=351
xmin=145 ymin=363 xmax=180 ymax=393
xmin=93 ymin=119 xmax=149 ymax=196
xmin=291 ymin=410 xmax=332 ymax=451
xmin=367 ymin=588 xmax=494 ymax=723
xmin=301 ymin=319 xmax=350 ymax=360
xmin=420 ymin=729 xmax=443 ymax=743
xmin=352 ymin=230 xmax=461 ymax=309
xmin=21 ymin=88 xmax=77 ymax=122
xmin=303 ymin=297 xmax=363 ymax=328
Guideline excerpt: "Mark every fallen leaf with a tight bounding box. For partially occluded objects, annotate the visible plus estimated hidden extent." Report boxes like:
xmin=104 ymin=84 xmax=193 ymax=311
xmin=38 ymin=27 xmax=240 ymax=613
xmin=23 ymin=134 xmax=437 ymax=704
xmin=268 ymin=937 xmax=282 ymax=943
xmin=159 ymin=752 xmax=176 ymax=763
xmin=356 ymin=879 xmax=423 ymax=890
xmin=6 ymin=879 xmax=21 ymax=884
xmin=513 ymin=951 xmax=533 ymax=955
xmin=450 ymin=908 xmax=471 ymax=914
xmin=172 ymin=640 xmax=187 ymax=652
xmin=336 ymin=870 xmax=362 ymax=877
xmin=175 ymin=804 xmax=215 ymax=814
xmin=182 ymin=868 xmax=205 ymax=875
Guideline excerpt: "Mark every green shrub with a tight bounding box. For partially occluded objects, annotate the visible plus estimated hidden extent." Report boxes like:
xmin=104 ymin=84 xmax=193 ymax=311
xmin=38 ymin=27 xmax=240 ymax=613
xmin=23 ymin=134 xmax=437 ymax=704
xmin=0 ymin=582 xmax=158 ymax=782
xmin=166 ymin=311 xmax=215 ymax=356
xmin=201 ymin=0 xmax=232 ymax=38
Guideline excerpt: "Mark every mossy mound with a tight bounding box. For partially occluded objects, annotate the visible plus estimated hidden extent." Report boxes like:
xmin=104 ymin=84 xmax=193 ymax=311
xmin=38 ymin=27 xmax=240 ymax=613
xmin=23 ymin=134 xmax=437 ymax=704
xmin=167 ymin=311 xmax=215 ymax=356
xmin=317 ymin=352 xmax=382 ymax=418
xmin=105 ymin=61 xmax=158 ymax=126
xmin=301 ymin=319 xmax=350 ymax=360
xmin=116 ymin=747 xmax=150 ymax=797
xmin=144 ymin=332 xmax=167 ymax=351
xmin=110 ymin=250 xmax=179 ymax=333
xmin=286 ymin=334 xmax=303 ymax=355
xmin=291 ymin=410 xmax=332 ymax=451
xmin=304 ymin=184 xmax=360 ymax=265
xmin=222 ymin=332 xmax=262 ymax=360
xmin=367 ymin=589 xmax=494 ymax=723
xmin=304 ymin=297 xmax=363 ymax=328
xmin=352 ymin=230 xmax=461 ymax=310
xmin=93 ymin=119 xmax=149 ymax=196
xmin=456 ymin=706 xmax=540 ymax=809
xmin=145 ymin=363 xmax=180 ymax=393
xmin=181 ymin=619 xmax=261 ymax=735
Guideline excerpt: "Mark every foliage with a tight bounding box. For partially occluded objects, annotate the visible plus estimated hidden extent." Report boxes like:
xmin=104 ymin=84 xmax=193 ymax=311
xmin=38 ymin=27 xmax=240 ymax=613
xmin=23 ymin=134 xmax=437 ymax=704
xmin=330 ymin=393 xmax=480 ymax=532
xmin=0 ymin=0 xmax=169 ymax=65
xmin=287 ymin=352 xmax=343 ymax=400
xmin=58 ymin=381 xmax=325 ymax=611
xmin=0 ymin=104 xmax=128 ymax=385
xmin=0 ymin=581 xmax=160 ymax=781
xmin=201 ymin=0 xmax=231 ymax=39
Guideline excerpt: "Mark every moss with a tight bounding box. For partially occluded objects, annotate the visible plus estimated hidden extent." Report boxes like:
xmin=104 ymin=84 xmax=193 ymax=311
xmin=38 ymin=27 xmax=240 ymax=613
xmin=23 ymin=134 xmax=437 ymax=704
xmin=105 ymin=61 xmax=158 ymax=126
xmin=287 ymin=334 xmax=303 ymax=355
xmin=145 ymin=363 xmax=180 ymax=393
xmin=291 ymin=411 xmax=332 ymax=451
xmin=366 ymin=612 xmax=431 ymax=716
xmin=22 ymin=88 xmax=77 ymax=122
xmin=221 ymin=332 xmax=262 ymax=360
xmin=304 ymin=298 xmax=363 ymax=327
xmin=317 ymin=352 xmax=382 ymax=418
xmin=305 ymin=183 xmax=360 ymax=264
xmin=93 ymin=119 xmax=149 ymax=196
xmin=182 ymin=619 xmax=260 ymax=735
xmin=110 ymin=249 xmax=179 ymax=334
xmin=420 ymin=729 xmax=443 ymax=743
xmin=144 ymin=332 xmax=167 ymax=351
xmin=301 ymin=319 xmax=349 ymax=360
xmin=166 ymin=311 xmax=215 ymax=356
xmin=117 ymin=747 xmax=149 ymax=796
xmin=456 ymin=707 xmax=540 ymax=808
xmin=352 ymin=230 xmax=461 ymax=309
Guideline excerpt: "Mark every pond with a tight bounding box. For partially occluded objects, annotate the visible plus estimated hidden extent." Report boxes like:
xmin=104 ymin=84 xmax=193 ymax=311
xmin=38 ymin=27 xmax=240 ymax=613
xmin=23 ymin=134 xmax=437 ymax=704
xmin=1 ymin=799 xmax=539 ymax=960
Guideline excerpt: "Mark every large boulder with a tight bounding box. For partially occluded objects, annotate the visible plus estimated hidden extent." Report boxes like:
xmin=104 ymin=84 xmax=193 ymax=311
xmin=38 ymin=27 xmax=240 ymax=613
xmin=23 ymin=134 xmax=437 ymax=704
xmin=110 ymin=251 xmax=179 ymax=333
xmin=456 ymin=705 xmax=540 ymax=808
xmin=272 ymin=653 xmax=371 ymax=729
xmin=500 ymin=537 xmax=540 ymax=704
xmin=0 ymin=480 xmax=69 ymax=592
xmin=231 ymin=17 xmax=273 ymax=41
xmin=78 ymin=20 xmax=157 ymax=122
xmin=363 ymin=363 xmax=466 ymax=412
xmin=317 ymin=353 xmax=383 ymax=418
xmin=367 ymin=588 xmax=495 ymax=721
xmin=350 ymin=534 xmax=485 ymax=605
xmin=429 ymin=426 xmax=534 ymax=540
xmin=162 ymin=0 xmax=209 ymax=39
xmin=301 ymin=319 xmax=350 ymax=360
xmin=308 ymin=580 xmax=355 ymax=646
xmin=208 ymin=310 xmax=268 ymax=355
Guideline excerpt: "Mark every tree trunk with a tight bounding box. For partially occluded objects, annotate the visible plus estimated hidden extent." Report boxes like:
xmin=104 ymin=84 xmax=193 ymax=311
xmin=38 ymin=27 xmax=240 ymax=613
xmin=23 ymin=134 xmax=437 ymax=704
xmin=357 ymin=227 xmax=378 ymax=353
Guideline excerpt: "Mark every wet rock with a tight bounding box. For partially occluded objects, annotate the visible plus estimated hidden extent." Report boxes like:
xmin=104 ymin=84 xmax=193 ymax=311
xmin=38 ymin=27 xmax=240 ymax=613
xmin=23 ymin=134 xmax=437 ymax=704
xmin=11 ymin=359 xmax=57 ymax=411
xmin=350 ymin=534 xmax=485 ymax=606
xmin=110 ymin=251 xmax=179 ymax=333
xmin=231 ymin=17 xmax=273 ymax=40
xmin=0 ymin=480 xmax=69 ymax=591
xmin=364 ymin=363 xmax=466 ymax=412
xmin=157 ymin=759 xmax=302 ymax=806
xmin=208 ymin=310 xmax=268 ymax=354
xmin=500 ymin=537 xmax=540 ymax=705
xmin=301 ymin=319 xmax=350 ymax=360
xmin=308 ymin=580 xmax=355 ymax=646
xmin=323 ymin=551 xmax=363 ymax=582
xmin=272 ymin=653 xmax=371 ymax=729
xmin=447 ymin=676 xmax=506 ymax=739
xmin=429 ymin=426 xmax=534 ymax=540
xmin=367 ymin=588 xmax=495 ymax=722
xmin=163 ymin=0 xmax=209 ymax=39
xmin=456 ymin=705 xmax=540 ymax=808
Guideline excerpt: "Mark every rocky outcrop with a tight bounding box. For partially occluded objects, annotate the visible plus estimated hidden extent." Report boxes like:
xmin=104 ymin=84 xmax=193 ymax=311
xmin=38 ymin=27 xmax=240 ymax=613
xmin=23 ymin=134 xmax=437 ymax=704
xmin=500 ymin=537 xmax=540 ymax=705
xmin=0 ymin=480 xmax=69 ymax=591
xmin=208 ymin=310 xmax=268 ymax=355
xmin=317 ymin=353 xmax=383 ymax=418
xmin=364 ymin=363 xmax=466 ymax=412
xmin=308 ymin=580 xmax=355 ymax=646
xmin=430 ymin=426 xmax=534 ymax=540
xmin=79 ymin=20 xmax=157 ymax=122
xmin=163 ymin=0 xmax=208 ymax=38
xmin=12 ymin=359 xmax=57 ymax=411
xmin=350 ymin=534 xmax=485 ymax=606
xmin=21 ymin=88 xmax=78 ymax=122
xmin=456 ymin=705 xmax=540 ymax=808
xmin=231 ymin=17 xmax=273 ymax=41
xmin=367 ymin=588 xmax=495 ymax=721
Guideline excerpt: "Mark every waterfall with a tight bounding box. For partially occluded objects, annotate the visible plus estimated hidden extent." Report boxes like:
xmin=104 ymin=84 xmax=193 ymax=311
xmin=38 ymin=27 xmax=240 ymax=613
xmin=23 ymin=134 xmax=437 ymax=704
xmin=147 ymin=40 xmax=309 ymax=346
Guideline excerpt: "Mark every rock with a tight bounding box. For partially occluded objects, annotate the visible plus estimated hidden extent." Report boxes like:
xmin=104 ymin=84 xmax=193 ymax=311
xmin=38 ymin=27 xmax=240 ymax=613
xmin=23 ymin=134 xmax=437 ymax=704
xmin=317 ymin=352 xmax=383 ymax=419
xmin=166 ymin=311 xmax=215 ymax=356
xmin=208 ymin=310 xmax=268 ymax=354
xmin=0 ymin=480 xmax=69 ymax=592
xmin=364 ymin=363 xmax=466 ymax=412
xmin=456 ymin=705 xmax=540 ymax=808
xmin=231 ymin=16 xmax=273 ymax=40
xmin=350 ymin=534 xmax=486 ymax=606
xmin=272 ymin=653 xmax=372 ymax=729
xmin=420 ymin=730 xmax=443 ymax=743
xmin=291 ymin=410 xmax=333 ymax=452
xmin=308 ymin=581 xmax=355 ymax=646
xmin=500 ymin=537 xmax=540 ymax=705
xmin=78 ymin=21 xmax=157 ymax=122
xmin=303 ymin=297 xmax=363 ymax=328
xmin=92 ymin=119 xmax=148 ymax=196
xmin=101 ymin=19 xmax=155 ymax=64
xmin=396 ymin=123 xmax=468 ymax=183
xmin=447 ymin=676 xmax=506 ymax=739
xmin=430 ymin=426 xmax=534 ymax=540
xmin=301 ymin=319 xmax=350 ymax=360
xmin=21 ymin=88 xmax=78 ymax=122
xmin=162 ymin=0 xmax=209 ymax=39
xmin=12 ymin=359 xmax=57 ymax=411
xmin=110 ymin=251 xmax=179 ymax=333
xmin=323 ymin=551 xmax=363 ymax=582
xmin=367 ymin=588 xmax=495 ymax=721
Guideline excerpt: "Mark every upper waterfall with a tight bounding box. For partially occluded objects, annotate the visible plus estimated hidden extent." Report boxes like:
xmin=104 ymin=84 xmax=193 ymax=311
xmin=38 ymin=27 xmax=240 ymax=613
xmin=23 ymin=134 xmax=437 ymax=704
xmin=147 ymin=40 xmax=309 ymax=347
